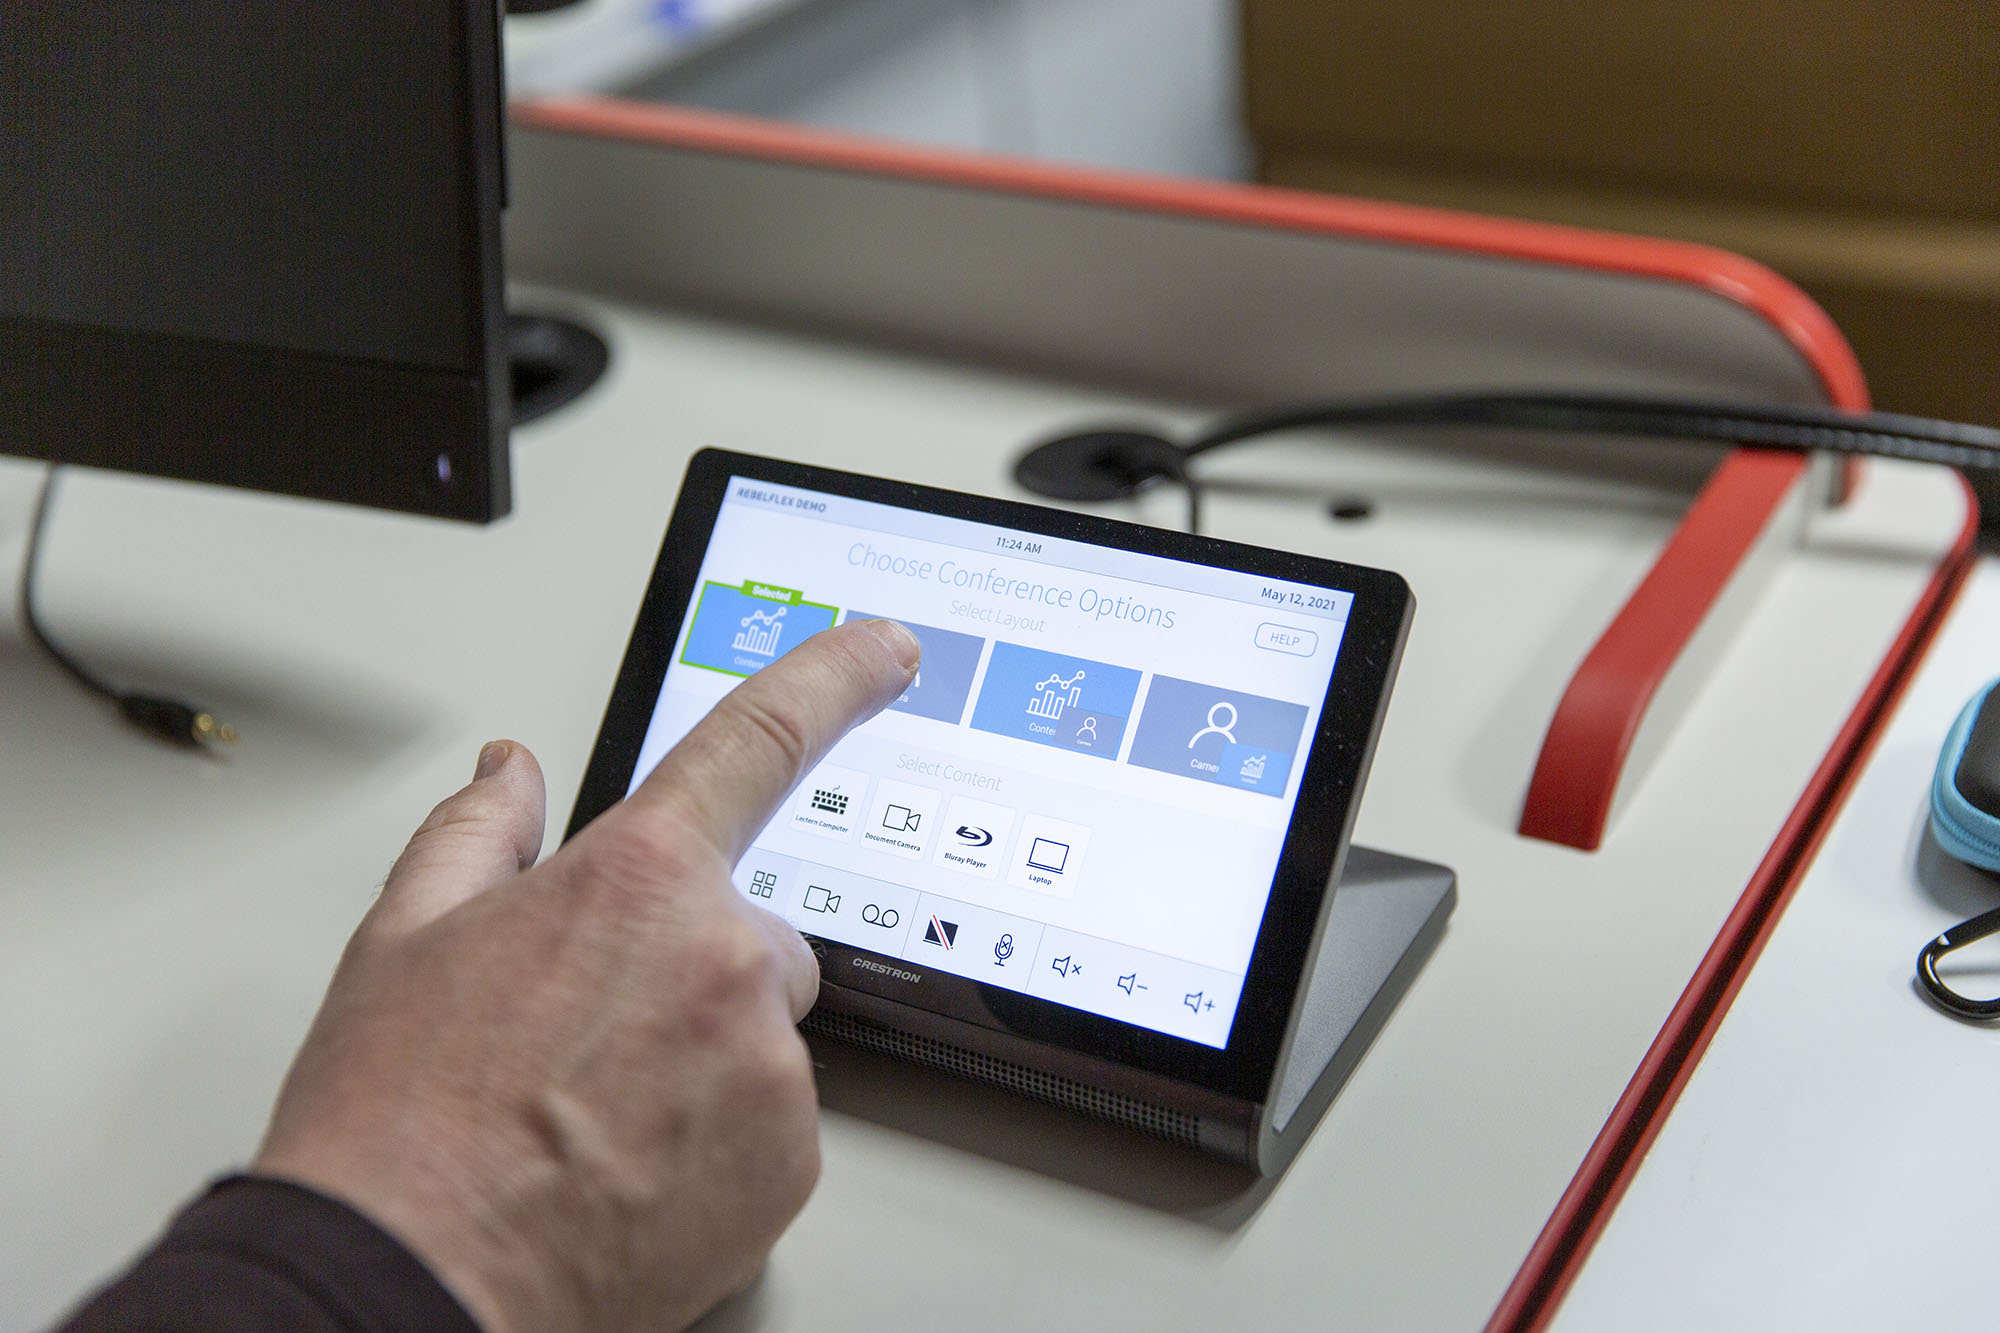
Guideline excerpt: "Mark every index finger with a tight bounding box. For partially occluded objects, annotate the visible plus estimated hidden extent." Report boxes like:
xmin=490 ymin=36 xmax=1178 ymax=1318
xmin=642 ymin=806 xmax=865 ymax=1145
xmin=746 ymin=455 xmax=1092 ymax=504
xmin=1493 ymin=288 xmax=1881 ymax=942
xmin=625 ymin=618 xmax=920 ymax=864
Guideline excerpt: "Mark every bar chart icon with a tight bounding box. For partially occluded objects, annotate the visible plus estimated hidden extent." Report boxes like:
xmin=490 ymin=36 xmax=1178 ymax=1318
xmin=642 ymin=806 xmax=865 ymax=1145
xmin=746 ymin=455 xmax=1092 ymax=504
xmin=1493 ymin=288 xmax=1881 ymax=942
xmin=732 ymin=606 xmax=786 ymax=656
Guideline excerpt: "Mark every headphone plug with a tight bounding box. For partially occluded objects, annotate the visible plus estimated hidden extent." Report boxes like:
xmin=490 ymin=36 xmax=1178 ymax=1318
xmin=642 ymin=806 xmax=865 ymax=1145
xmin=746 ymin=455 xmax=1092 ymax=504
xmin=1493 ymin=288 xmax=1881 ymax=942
xmin=118 ymin=695 xmax=239 ymax=750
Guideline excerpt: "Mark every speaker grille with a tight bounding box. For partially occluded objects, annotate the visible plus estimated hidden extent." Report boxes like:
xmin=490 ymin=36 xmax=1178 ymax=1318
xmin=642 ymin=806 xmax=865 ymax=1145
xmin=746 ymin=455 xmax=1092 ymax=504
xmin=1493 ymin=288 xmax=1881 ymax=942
xmin=803 ymin=1009 xmax=1202 ymax=1148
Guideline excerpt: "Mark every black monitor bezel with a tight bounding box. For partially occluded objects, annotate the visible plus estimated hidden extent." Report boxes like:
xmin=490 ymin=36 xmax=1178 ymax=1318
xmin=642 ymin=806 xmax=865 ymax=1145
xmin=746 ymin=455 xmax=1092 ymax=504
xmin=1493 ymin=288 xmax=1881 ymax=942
xmin=567 ymin=449 xmax=1413 ymax=1104
xmin=0 ymin=1 xmax=511 ymax=523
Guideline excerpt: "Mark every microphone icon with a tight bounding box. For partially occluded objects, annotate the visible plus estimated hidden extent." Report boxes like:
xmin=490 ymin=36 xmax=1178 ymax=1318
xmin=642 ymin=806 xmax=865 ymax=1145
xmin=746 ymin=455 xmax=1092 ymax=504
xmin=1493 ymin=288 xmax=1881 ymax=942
xmin=993 ymin=933 xmax=1015 ymax=965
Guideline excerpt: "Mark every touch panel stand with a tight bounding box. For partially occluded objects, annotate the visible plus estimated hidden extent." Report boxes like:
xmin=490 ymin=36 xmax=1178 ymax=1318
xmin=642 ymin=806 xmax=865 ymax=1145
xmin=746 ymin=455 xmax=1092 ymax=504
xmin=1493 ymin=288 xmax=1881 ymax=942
xmin=804 ymin=845 xmax=1455 ymax=1176
xmin=1259 ymin=845 xmax=1456 ymax=1171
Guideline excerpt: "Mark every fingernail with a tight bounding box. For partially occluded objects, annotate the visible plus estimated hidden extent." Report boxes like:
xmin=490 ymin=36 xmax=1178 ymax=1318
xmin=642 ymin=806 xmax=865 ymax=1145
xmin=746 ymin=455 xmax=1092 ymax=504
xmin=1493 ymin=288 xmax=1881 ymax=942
xmin=862 ymin=618 xmax=921 ymax=672
xmin=475 ymin=741 xmax=509 ymax=780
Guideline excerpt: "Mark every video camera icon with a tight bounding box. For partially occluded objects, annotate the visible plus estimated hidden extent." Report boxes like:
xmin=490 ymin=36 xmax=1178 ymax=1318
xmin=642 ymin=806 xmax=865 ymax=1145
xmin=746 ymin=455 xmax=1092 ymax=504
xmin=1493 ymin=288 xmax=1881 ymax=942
xmin=862 ymin=779 xmax=942 ymax=861
xmin=803 ymin=884 xmax=841 ymax=914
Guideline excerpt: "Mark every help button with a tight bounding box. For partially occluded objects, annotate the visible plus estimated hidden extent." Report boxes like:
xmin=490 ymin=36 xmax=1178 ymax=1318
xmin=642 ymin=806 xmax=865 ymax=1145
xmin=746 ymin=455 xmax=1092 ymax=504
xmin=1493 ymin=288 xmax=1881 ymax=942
xmin=1254 ymin=623 xmax=1318 ymax=656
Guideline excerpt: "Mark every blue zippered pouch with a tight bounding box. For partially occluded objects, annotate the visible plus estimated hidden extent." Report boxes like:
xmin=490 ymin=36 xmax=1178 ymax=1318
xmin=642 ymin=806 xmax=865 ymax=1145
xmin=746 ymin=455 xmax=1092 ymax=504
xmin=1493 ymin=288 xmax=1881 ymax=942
xmin=1932 ymin=677 xmax=2000 ymax=873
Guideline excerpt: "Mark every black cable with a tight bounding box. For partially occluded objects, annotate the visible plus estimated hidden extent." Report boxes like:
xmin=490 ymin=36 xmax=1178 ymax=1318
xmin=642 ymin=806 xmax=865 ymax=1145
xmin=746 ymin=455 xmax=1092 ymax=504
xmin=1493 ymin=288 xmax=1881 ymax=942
xmin=1013 ymin=389 xmax=2000 ymax=537
xmin=1163 ymin=447 xmax=1203 ymax=535
xmin=19 ymin=467 xmax=237 ymax=749
xmin=1179 ymin=392 xmax=2000 ymax=471
xmin=22 ymin=470 xmax=117 ymax=699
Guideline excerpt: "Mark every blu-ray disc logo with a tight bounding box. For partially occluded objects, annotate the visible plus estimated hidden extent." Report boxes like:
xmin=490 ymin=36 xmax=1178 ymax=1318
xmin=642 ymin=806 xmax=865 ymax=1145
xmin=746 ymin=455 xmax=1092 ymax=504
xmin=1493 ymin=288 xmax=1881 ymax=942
xmin=953 ymin=825 xmax=993 ymax=848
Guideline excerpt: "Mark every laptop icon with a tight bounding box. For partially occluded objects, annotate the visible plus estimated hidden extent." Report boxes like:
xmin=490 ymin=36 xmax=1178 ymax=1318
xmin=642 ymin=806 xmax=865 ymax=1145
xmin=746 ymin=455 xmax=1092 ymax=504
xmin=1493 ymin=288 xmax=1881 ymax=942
xmin=1026 ymin=838 xmax=1069 ymax=874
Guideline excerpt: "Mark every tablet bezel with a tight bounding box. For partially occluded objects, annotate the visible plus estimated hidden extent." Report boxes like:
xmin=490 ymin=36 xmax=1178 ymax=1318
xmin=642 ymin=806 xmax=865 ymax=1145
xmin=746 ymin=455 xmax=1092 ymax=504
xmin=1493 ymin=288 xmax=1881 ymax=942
xmin=566 ymin=449 xmax=1412 ymax=1104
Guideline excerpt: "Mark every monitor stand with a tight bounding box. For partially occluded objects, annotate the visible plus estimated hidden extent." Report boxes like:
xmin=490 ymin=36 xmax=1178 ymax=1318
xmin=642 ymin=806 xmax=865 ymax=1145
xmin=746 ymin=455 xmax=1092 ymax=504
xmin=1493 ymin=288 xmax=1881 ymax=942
xmin=508 ymin=313 xmax=609 ymax=425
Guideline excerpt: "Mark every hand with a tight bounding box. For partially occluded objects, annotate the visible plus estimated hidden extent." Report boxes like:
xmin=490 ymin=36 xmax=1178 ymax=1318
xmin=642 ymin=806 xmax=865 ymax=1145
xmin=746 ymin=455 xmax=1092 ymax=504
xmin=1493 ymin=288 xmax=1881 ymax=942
xmin=253 ymin=619 xmax=921 ymax=1332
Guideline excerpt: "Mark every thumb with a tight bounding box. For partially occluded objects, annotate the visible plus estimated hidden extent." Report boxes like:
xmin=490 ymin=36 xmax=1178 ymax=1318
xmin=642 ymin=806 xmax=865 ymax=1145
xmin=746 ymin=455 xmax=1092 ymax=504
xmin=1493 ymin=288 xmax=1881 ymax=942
xmin=366 ymin=740 xmax=547 ymax=941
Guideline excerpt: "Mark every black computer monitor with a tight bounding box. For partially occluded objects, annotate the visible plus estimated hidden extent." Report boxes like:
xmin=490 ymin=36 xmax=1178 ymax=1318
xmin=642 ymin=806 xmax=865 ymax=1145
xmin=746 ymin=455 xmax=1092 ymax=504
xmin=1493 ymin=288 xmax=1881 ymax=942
xmin=2 ymin=2 xmax=522 ymax=522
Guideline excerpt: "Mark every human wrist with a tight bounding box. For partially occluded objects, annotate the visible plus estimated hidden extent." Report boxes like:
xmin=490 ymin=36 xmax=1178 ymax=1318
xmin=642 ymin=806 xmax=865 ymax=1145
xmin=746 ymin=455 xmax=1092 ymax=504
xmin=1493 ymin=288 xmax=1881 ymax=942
xmin=252 ymin=1122 xmax=575 ymax=1333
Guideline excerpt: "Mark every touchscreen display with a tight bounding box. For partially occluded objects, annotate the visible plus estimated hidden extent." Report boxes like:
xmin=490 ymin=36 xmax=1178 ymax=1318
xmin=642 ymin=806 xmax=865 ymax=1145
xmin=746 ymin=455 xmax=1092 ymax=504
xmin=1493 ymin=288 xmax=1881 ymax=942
xmin=625 ymin=476 xmax=1352 ymax=1050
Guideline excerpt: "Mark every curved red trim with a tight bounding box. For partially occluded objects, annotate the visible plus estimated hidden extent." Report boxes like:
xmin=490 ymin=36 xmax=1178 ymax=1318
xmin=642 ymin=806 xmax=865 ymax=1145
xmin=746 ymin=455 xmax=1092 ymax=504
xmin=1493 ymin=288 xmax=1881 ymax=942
xmin=1489 ymin=475 xmax=1981 ymax=1333
xmin=511 ymin=92 xmax=1944 ymax=1327
xmin=513 ymin=97 xmax=1868 ymax=410
xmin=511 ymin=102 xmax=1874 ymax=855
xmin=511 ymin=93 xmax=1945 ymax=1325
xmin=517 ymin=95 xmax=1877 ymax=852
xmin=1518 ymin=451 xmax=1807 ymax=849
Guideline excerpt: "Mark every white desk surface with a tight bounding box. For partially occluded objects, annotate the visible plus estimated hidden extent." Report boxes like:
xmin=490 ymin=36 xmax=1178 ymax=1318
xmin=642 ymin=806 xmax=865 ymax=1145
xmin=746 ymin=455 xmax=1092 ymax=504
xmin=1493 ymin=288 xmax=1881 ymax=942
xmin=1553 ymin=558 xmax=2000 ymax=1333
xmin=0 ymin=292 xmax=1969 ymax=1330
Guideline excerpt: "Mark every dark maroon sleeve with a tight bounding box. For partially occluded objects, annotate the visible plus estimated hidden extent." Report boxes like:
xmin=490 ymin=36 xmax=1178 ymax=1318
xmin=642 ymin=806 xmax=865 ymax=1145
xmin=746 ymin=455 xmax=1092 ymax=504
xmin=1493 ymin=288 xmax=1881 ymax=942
xmin=55 ymin=1175 xmax=482 ymax=1333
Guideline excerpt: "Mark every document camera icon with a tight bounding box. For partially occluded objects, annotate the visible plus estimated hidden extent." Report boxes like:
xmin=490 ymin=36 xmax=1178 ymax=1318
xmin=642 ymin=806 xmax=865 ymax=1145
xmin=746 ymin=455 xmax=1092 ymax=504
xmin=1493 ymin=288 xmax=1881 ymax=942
xmin=881 ymin=804 xmax=921 ymax=833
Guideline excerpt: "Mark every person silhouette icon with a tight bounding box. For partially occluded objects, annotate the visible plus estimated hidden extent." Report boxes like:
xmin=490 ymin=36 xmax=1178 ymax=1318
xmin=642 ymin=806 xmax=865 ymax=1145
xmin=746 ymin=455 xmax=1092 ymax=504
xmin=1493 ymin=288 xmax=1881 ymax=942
xmin=1187 ymin=701 xmax=1238 ymax=748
